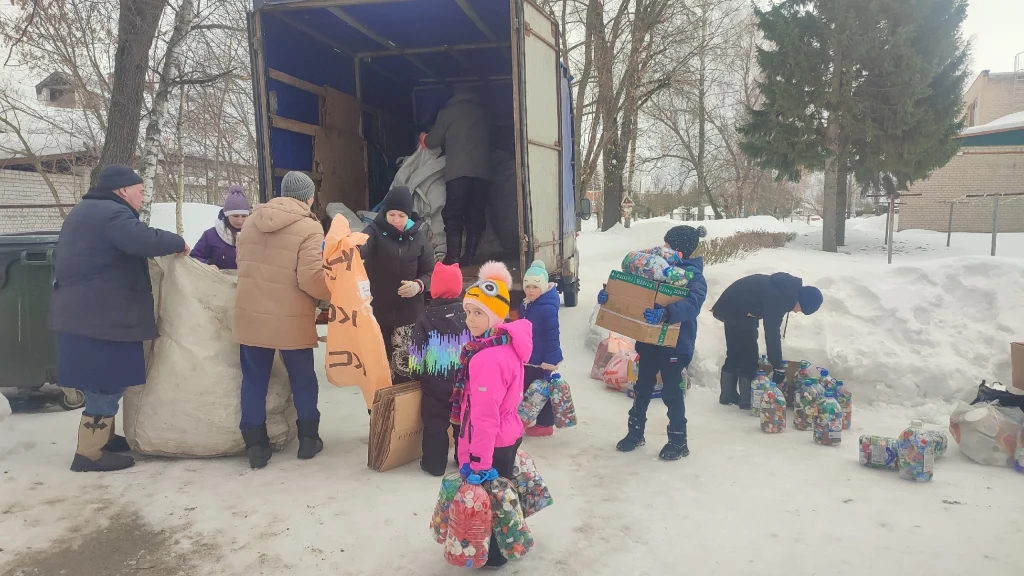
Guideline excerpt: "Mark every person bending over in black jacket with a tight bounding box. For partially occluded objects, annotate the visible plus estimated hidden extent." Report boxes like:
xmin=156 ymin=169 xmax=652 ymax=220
xmin=711 ymin=273 xmax=823 ymax=409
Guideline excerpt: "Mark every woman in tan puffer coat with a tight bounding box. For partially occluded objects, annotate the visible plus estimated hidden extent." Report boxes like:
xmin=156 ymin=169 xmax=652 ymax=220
xmin=234 ymin=171 xmax=331 ymax=469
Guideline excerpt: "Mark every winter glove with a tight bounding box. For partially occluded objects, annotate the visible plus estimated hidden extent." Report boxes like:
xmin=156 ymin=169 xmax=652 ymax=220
xmin=397 ymin=280 xmax=423 ymax=298
xmin=597 ymin=285 xmax=609 ymax=305
xmin=773 ymin=369 xmax=786 ymax=386
xmin=466 ymin=468 xmax=499 ymax=485
xmin=643 ymin=305 xmax=666 ymax=325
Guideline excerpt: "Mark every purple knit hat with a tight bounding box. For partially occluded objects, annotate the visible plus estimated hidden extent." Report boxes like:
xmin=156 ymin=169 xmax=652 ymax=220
xmin=223 ymin=185 xmax=251 ymax=216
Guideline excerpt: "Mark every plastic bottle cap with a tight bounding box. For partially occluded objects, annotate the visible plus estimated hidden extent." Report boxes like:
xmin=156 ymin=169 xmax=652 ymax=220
xmin=910 ymin=419 xmax=923 ymax=428
xmin=819 ymin=368 xmax=829 ymax=377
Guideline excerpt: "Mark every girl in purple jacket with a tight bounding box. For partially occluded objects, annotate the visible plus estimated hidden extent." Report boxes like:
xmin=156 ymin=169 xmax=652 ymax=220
xmin=191 ymin=185 xmax=251 ymax=270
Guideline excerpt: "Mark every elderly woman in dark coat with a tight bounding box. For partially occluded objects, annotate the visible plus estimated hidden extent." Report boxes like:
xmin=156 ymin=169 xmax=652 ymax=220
xmin=51 ymin=164 xmax=188 ymax=472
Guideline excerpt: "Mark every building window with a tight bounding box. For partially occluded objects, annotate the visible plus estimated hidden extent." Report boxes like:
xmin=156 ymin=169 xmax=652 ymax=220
xmin=967 ymin=98 xmax=978 ymax=127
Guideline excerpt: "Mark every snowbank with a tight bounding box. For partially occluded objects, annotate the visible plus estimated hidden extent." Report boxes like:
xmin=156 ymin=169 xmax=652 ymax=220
xmin=0 ymin=393 xmax=34 ymax=460
xmin=578 ymin=213 xmax=1024 ymax=405
xmin=150 ymin=202 xmax=222 ymax=247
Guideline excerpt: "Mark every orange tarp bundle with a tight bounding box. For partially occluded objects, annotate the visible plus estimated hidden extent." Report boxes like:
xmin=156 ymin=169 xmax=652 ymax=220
xmin=323 ymin=216 xmax=392 ymax=407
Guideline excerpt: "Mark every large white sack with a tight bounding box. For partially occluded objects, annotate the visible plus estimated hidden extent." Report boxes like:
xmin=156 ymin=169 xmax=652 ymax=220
xmin=123 ymin=256 xmax=297 ymax=457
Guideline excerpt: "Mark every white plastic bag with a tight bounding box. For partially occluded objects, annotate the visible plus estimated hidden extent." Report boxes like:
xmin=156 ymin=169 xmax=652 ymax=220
xmin=948 ymin=401 xmax=1024 ymax=467
xmin=123 ymin=256 xmax=297 ymax=457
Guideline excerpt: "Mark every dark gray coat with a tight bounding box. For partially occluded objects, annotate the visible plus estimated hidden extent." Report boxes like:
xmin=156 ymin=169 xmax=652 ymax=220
xmin=424 ymin=92 xmax=491 ymax=182
xmin=50 ymin=190 xmax=186 ymax=342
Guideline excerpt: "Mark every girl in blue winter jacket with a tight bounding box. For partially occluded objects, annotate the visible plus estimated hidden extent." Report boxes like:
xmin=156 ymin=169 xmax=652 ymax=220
xmin=599 ymin=225 xmax=708 ymax=460
xmin=518 ymin=260 xmax=563 ymax=437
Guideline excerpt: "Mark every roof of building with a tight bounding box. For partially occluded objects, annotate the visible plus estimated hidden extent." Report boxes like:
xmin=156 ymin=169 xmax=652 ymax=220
xmin=956 ymin=111 xmax=1024 ymax=146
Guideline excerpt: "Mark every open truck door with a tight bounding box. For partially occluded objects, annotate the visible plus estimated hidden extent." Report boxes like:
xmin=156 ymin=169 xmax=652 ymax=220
xmin=247 ymin=0 xmax=580 ymax=305
xmin=512 ymin=0 xmax=579 ymax=306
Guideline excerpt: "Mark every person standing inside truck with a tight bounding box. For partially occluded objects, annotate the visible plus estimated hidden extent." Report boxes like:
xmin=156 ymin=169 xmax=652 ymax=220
xmin=421 ymin=84 xmax=491 ymax=266
xmin=51 ymin=164 xmax=189 ymax=473
xmin=598 ymin=225 xmax=708 ymax=461
xmin=712 ymin=273 xmax=823 ymax=409
xmin=234 ymin=171 xmax=332 ymax=469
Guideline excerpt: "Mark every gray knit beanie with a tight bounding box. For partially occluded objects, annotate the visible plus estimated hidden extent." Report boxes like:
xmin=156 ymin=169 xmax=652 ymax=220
xmin=281 ymin=171 xmax=315 ymax=202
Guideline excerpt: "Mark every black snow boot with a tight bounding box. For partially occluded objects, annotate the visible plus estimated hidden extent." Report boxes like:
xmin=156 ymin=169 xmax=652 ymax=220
xmin=737 ymin=376 xmax=753 ymax=411
xmin=719 ymin=369 xmax=739 ymax=405
xmin=615 ymin=414 xmax=647 ymax=452
xmin=241 ymin=424 xmax=272 ymax=469
xmin=443 ymin=234 xmax=462 ymax=266
xmin=296 ymin=419 xmax=324 ymax=460
xmin=659 ymin=428 xmax=689 ymax=461
xmin=459 ymin=234 xmax=481 ymax=267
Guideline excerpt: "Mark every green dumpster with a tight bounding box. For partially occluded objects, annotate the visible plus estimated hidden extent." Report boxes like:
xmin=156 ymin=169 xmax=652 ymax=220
xmin=0 ymin=232 xmax=60 ymax=391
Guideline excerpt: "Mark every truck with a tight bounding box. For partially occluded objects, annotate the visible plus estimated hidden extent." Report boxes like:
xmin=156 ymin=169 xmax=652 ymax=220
xmin=247 ymin=0 xmax=591 ymax=307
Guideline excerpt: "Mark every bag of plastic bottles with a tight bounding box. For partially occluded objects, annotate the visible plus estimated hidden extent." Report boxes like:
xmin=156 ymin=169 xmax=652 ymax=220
xmin=620 ymin=246 xmax=695 ymax=286
xmin=444 ymin=481 xmax=491 ymax=568
xmin=487 ymin=477 xmax=534 ymax=560
xmin=519 ymin=378 xmax=550 ymax=426
xmin=548 ymin=374 xmax=577 ymax=429
xmin=512 ymin=450 xmax=553 ymax=518
xmin=430 ymin=471 xmax=463 ymax=544
xmin=948 ymin=401 xmax=1024 ymax=467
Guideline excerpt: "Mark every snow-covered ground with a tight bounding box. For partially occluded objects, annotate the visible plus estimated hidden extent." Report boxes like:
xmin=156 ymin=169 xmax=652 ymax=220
xmin=1 ymin=209 xmax=1022 ymax=575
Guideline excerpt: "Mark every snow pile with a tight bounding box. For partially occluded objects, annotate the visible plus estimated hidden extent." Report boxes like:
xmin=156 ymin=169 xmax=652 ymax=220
xmin=150 ymin=202 xmax=222 ymax=247
xmin=961 ymin=110 xmax=1024 ymax=135
xmin=0 ymin=393 xmax=34 ymax=460
xmin=686 ymin=255 xmax=1024 ymax=405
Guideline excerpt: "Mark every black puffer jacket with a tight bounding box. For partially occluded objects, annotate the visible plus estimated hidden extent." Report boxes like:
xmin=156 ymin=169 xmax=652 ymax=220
xmin=712 ymin=272 xmax=803 ymax=369
xmin=359 ymin=212 xmax=434 ymax=327
xmin=409 ymin=297 xmax=471 ymax=405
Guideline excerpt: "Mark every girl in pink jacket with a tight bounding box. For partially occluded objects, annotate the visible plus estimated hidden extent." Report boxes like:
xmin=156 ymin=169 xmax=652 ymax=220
xmin=451 ymin=261 xmax=533 ymax=568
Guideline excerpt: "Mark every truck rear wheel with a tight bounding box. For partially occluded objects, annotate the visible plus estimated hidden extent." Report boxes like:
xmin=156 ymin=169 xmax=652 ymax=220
xmin=563 ymin=280 xmax=579 ymax=308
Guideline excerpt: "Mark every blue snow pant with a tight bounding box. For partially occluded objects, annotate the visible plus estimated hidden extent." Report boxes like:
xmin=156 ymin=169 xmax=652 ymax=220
xmin=239 ymin=345 xmax=320 ymax=430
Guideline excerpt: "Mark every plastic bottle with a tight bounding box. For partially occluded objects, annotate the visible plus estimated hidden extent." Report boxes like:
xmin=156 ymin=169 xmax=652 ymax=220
xmin=758 ymin=354 xmax=773 ymax=373
xmin=923 ymin=430 xmax=948 ymax=458
xmin=759 ymin=380 xmax=787 ymax=433
xmin=817 ymin=368 xmax=837 ymax=393
xmin=835 ymin=380 xmax=852 ymax=430
xmin=793 ymin=377 xmax=824 ymax=431
xmin=796 ymin=360 xmax=813 ymax=382
xmin=859 ymin=436 xmax=898 ymax=470
xmin=750 ymin=371 xmax=770 ymax=417
xmin=813 ymin=388 xmax=842 ymax=446
xmin=897 ymin=419 xmax=935 ymax=482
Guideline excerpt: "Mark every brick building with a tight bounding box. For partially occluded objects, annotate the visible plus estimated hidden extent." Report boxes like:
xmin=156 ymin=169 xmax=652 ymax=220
xmin=898 ymin=69 xmax=1024 ymax=234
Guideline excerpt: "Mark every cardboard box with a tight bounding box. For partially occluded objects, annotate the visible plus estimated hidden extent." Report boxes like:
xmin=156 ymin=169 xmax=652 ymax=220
xmin=368 ymin=381 xmax=423 ymax=472
xmin=596 ymin=270 xmax=687 ymax=347
xmin=1011 ymin=342 xmax=1024 ymax=395
xmin=596 ymin=307 xmax=681 ymax=347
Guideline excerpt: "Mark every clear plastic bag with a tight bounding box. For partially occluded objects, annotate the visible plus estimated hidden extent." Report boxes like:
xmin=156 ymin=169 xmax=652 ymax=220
xmin=487 ymin=477 xmax=534 ymax=560
xmin=519 ymin=379 xmax=550 ymax=427
xmin=512 ymin=450 xmax=553 ymax=518
xmin=444 ymin=482 xmax=491 ymax=568
xmin=430 ymin=471 xmax=462 ymax=544
xmin=949 ymin=401 xmax=1024 ymax=467
xmin=549 ymin=375 xmax=577 ymax=429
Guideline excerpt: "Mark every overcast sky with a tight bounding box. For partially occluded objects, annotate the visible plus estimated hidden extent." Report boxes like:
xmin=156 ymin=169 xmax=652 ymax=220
xmin=963 ymin=0 xmax=1024 ymax=75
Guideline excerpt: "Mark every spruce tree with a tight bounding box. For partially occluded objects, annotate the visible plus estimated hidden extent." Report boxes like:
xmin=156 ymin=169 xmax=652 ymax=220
xmin=740 ymin=0 xmax=968 ymax=252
